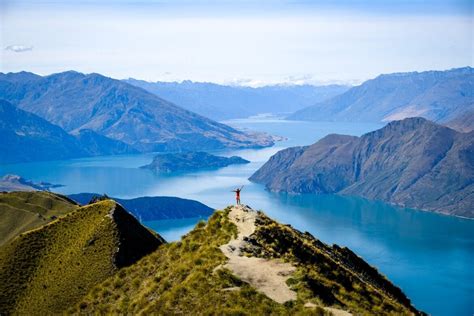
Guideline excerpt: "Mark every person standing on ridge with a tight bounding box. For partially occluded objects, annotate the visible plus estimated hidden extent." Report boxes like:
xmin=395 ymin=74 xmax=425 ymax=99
xmin=232 ymin=186 xmax=243 ymax=205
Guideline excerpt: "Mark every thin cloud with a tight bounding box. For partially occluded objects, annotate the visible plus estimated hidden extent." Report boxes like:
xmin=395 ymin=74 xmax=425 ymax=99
xmin=5 ymin=45 xmax=33 ymax=53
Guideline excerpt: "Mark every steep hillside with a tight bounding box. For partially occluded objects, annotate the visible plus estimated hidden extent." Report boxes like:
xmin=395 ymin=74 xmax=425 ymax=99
xmin=0 ymin=191 xmax=78 ymax=246
xmin=251 ymin=118 xmax=474 ymax=218
xmin=0 ymin=100 xmax=86 ymax=163
xmin=69 ymin=193 xmax=214 ymax=220
xmin=73 ymin=129 xmax=138 ymax=156
xmin=289 ymin=67 xmax=474 ymax=123
xmin=141 ymin=151 xmax=250 ymax=173
xmin=73 ymin=205 xmax=422 ymax=315
xmin=125 ymin=79 xmax=349 ymax=120
xmin=446 ymin=109 xmax=474 ymax=132
xmin=0 ymin=198 xmax=164 ymax=315
xmin=0 ymin=71 xmax=274 ymax=152
xmin=0 ymin=100 xmax=136 ymax=163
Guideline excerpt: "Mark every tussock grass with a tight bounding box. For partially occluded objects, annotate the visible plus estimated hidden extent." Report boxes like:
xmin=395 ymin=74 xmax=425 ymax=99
xmin=0 ymin=198 xmax=163 ymax=315
xmin=243 ymin=212 xmax=422 ymax=315
xmin=0 ymin=191 xmax=79 ymax=246
xmin=73 ymin=208 xmax=301 ymax=315
xmin=73 ymin=207 xmax=421 ymax=315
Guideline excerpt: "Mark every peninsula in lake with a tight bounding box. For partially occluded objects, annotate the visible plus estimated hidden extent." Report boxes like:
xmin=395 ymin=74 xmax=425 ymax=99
xmin=251 ymin=117 xmax=474 ymax=218
xmin=141 ymin=152 xmax=250 ymax=173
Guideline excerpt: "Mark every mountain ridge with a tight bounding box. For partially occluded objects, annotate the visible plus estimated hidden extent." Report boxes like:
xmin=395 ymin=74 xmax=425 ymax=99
xmin=73 ymin=205 xmax=423 ymax=315
xmin=0 ymin=190 xmax=423 ymax=314
xmin=250 ymin=117 xmax=474 ymax=218
xmin=0 ymin=71 xmax=274 ymax=153
xmin=125 ymin=78 xmax=350 ymax=120
xmin=289 ymin=67 xmax=474 ymax=123
xmin=0 ymin=197 xmax=164 ymax=315
xmin=0 ymin=100 xmax=137 ymax=163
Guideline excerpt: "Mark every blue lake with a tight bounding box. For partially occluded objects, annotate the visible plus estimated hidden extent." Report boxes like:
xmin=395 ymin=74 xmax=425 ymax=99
xmin=1 ymin=119 xmax=473 ymax=316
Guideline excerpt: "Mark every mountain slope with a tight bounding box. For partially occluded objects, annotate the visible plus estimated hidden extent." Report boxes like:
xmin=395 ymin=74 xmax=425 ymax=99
xmin=0 ymin=71 xmax=274 ymax=152
xmin=68 ymin=193 xmax=214 ymax=220
xmin=0 ymin=198 xmax=164 ymax=315
xmin=289 ymin=67 xmax=474 ymax=123
xmin=125 ymin=79 xmax=350 ymax=120
xmin=73 ymin=129 xmax=138 ymax=156
xmin=73 ymin=205 xmax=422 ymax=315
xmin=446 ymin=109 xmax=474 ymax=132
xmin=0 ymin=100 xmax=137 ymax=163
xmin=0 ymin=191 xmax=79 ymax=246
xmin=0 ymin=99 xmax=87 ymax=163
xmin=250 ymin=118 xmax=474 ymax=218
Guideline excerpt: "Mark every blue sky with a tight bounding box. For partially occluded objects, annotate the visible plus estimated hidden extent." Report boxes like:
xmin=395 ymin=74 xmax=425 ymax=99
xmin=1 ymin=0 xmax=472 ymax=85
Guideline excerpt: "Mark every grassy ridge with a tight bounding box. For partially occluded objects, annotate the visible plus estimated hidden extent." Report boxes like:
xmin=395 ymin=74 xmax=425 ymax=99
xmin=0 ymin=196 xmax=421 ymax=315
xmin=73 ymin=208 xmax=300 ymax=315
xmin=0 ymin=191 xmax=79 ymax=246
xmin=73 ymin=207 xmax=421 ymax=315
xmin=0 ymin=199 xmax=163 ymax=315
xmin=243 ymin=212 xmax=422 ymax=315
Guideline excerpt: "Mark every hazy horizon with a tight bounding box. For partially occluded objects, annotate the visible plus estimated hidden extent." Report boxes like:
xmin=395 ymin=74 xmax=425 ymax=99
xmin=0 ymin=65 xmax=472 ymax=88
xmin=1 ymin=0 xmax=473 ymax=86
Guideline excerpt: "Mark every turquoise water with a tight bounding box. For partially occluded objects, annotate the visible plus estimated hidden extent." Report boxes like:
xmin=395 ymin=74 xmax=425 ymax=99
xmin=1 ymin=119 xmax=473 ymax=315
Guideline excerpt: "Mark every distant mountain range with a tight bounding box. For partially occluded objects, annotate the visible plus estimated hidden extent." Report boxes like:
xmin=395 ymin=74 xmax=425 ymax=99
xmin=289 ymin=67 xmax=474 ymax=123
xmin=125 ymin=79 xmax=350 ymax=120
xmin=0 ymin=71 xmax=274 ymax=154
xmin=251 ymin=117 xmax=474 ymax=218
xmin=140 ymin=152 xmax=249 ymax=173
xmin=0 ymin=100 xmax=137 ymax=163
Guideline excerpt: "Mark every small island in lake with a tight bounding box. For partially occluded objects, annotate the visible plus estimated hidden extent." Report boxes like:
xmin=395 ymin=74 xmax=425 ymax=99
xmin=140 ymin=151 xmax=250 ymax=173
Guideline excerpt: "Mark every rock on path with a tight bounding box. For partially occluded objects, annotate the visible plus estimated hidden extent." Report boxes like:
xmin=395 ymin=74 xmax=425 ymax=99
xmin=219 ymin=205 xmax=297 ymax=304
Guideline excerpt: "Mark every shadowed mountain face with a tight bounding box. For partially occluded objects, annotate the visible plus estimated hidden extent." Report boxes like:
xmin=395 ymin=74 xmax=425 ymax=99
xmin=0 ymin=99 xmax=87 ymax=163
xmin=125 ymin=79 xmax=350 ymax=120
xmin=250 ymin=117 xmax=474 ymax=218
xmin=0 ymin=100 xmax=136 ymax=164
xmin=289 ymin=67 xmax=474 ymax=123
xmin=0 ymin=71 xmax=274 ymax=152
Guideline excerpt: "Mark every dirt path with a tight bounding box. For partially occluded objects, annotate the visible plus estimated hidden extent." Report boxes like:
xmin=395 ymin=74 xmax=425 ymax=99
xmin=219 ymin=205 xmax=297 ymax=304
